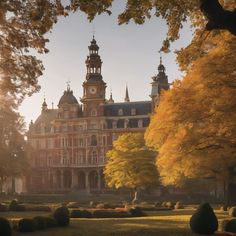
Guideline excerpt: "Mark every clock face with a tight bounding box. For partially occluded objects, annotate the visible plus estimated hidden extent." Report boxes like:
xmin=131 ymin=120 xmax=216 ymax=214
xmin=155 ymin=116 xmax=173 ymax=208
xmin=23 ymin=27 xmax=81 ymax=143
xmin=89 ymin=86 xmax=97 ymax=94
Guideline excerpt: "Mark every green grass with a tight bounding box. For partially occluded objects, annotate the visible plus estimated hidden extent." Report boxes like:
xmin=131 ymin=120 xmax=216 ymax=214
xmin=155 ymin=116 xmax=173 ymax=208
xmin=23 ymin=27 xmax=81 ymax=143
xmin=3 ymin=208 xmax=230 ymax=236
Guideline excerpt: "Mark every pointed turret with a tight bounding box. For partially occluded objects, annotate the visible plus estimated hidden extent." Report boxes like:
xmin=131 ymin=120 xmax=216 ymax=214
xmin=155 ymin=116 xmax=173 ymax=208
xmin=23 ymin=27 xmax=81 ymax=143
xmin=41 ymin=98 xmax=47 ymax=112
xmin=150 ymin=55 xmax=169 ymax=111
xmin=124 ymin=86 xmax=130 ymax=102
xmin=108 ymin=91 xmax=114 ymax=104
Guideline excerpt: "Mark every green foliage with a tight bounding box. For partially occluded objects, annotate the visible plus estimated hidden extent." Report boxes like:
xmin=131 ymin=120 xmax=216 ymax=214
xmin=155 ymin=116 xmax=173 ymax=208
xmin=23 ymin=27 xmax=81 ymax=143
xmin=224 ymin=219 xmax=236 ymax=233
xmin=53 ymin=206 xmax=70 ymax=227
xmin=33 ymin=216 xmax=47 ymax=230
xmin=70 ymin=209 xmax=92 ymax=218
xmin=189 ymin=203 xmax=218 ymax=235
xmin=18 ymin=218 xmax=35 ymax=232
xmin=129 ymin=207 xmax=145 ymax=217
xmin=0 ymin=217 xmax=12 ymax=236
xmin=92 ymin=209 xmax=130 ymax=218
xmin=229 ymin=207 xmax=236 ymax=217
xmin=105 ymin=133 xmax=159 ymax=190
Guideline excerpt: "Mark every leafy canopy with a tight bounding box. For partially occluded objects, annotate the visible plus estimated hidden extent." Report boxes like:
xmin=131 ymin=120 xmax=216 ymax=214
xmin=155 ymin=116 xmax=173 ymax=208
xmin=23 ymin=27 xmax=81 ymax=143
xmin=104 ymin=133 xmax=159 ymax=189
xmin=145 ymin=32 xmax=236 ymax=187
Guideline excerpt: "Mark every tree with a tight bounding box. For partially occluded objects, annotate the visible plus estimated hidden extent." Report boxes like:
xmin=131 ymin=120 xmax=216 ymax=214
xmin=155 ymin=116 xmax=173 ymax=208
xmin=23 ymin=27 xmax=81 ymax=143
xmin=1 ymin=0 xmax=235 ymax=105
xmin=145 ymin=32 xmax=236 ymax=202
xmin=104 ymin=133 xmax=159 ymax=202
xmin=0 ymin=95 xmax=29 ymax=192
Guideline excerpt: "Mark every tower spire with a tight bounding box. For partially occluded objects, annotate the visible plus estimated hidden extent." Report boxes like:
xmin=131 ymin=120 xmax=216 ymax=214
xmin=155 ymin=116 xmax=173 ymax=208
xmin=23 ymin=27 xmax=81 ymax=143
xmin=124 ymin=85 xmax=130 ymax=102
xmin=42 ymin=97 xmax=47 ymax=112
xmin=108 ymin=88 xmax=114 ymax=104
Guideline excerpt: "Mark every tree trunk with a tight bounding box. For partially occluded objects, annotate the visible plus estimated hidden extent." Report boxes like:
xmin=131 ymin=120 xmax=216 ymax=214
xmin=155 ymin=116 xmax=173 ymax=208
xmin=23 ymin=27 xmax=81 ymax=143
xmin=223 ymin=179 xmax=229 ymax=205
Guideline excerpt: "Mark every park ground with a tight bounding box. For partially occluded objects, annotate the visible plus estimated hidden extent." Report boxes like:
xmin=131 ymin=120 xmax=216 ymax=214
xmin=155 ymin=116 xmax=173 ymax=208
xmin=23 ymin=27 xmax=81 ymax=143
xmin=0 ymin=206 xmax=233 ymax=236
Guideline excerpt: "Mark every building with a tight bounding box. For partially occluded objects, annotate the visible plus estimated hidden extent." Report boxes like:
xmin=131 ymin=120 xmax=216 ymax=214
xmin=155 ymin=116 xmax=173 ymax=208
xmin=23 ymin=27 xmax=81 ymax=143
xmin=26 ymin=37 xmax=169 ymax=194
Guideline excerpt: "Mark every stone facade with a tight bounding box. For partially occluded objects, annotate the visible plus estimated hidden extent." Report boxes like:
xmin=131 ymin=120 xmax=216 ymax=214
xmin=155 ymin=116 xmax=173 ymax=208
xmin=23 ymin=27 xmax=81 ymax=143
xmin=26 ymin=37 xmax=169 ymax=194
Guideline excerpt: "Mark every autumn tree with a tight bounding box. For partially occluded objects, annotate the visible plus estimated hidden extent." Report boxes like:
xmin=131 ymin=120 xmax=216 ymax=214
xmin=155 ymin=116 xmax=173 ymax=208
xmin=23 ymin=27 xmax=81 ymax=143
xmin=104 ymin=133 xmax=159 ymax=202
xmin=0 ymin=95 xmax=28 ymax=192
xmin=145 ymin=32 xmax=236 ymax=203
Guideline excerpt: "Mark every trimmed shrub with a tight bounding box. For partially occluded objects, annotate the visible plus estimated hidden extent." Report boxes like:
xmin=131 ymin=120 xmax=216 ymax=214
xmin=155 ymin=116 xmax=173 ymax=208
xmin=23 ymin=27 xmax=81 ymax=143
xmin=70 ymin=209 xmax=92 ymax=218
xmin=9 ymin=199 xmax=25 ymax=211
xmin=154 ymin=202 xmax=161 ymax=207
xmin=161 ymin=201 xmax=167 ymax=207
xmin=190 ymin=202 xmax=218 ymax=235
xmin=224 ymin=219 xmax=236 ymax=233
xmin=44 ymin=216 xmax=57 ymax=228
xmin=220 ymin=205 xmax=228 ymax=212
xmin=129 ymin=207 xmax=146 ymax=217
xmin=93 ymin=210 xmax=130 ymax=218
xmin=96 ymin=203 xmax=111 ymax=209
xmin=0 ymin=203 xmax=8 ymax=212
xmin=166 ymin=201 xmax=174 ymax=209
xmin=67 ymin=202 xmax=80 ymax=208
xmin=90 ymin=201 xmax=96 ymax=207
xmin=33 ymin=216 xmax=47 ymax=230
xmin=175 ymin=202 xmax=184 ymax=209
xmin=229 ymin=207 xmax=236 ymax=217
xmin=53 ymin=206 xmax=70 ymax=227
xmin=0 ymin=217 xmax=12 ymax=236
xmin=18 ymin=218 xmax=35 ymax=232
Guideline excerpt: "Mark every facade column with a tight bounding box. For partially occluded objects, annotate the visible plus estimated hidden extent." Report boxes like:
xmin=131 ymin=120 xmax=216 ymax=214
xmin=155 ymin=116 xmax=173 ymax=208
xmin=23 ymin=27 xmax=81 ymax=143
xmin=60 ymin=169 xmax=64 ymax=189
xmin=97 ymin=170 xmax=101 ymax=190
xmin=85 ymin=171 xmax=90 ymax=193
xmin=71 ymin=169 xmax=77 ymax=189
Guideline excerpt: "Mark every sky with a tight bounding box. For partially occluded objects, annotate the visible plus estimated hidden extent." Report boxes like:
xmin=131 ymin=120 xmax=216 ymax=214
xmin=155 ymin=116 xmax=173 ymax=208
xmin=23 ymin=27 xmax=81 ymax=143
xmin=19 ymin=1 xmax=193 ymax=126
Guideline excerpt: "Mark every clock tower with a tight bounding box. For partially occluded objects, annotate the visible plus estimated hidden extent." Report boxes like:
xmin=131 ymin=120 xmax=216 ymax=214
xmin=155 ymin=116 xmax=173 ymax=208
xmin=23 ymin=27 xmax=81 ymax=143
xmin=81 ymin=36 xmax=106 ymax=117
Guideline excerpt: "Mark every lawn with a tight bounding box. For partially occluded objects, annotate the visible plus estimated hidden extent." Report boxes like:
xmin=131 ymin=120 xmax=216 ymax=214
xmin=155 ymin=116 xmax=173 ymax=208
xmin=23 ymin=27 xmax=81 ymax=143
xmin=1 ymin=208 xmax=230 ymax=236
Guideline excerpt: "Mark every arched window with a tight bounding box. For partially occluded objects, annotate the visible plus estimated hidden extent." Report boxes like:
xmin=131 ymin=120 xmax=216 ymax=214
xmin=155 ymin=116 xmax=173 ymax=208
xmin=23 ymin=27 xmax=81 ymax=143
xmin=91 ymin=109 xmax=97 ymax=117
xmin=91 ymin=151 xmax=98 ymax=164
xmin=124 ymin=119 xmax=129 ymax=128
xmin=91 ymin=135 xmax=97 ymax=146
xmin=118 ymin=109 xmax=123 ymax=116
xmin=138 ymin=119 xmax=143 ymax=128
xmin=112 ymin=120 xmax=117 ymax=129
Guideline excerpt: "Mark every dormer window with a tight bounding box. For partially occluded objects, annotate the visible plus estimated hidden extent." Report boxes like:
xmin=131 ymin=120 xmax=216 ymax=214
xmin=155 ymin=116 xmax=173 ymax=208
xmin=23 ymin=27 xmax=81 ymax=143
xmin=131 ymin=108 xmax=136 ymax=115
xmin=118 ymin=109 xmax=123 ymax=116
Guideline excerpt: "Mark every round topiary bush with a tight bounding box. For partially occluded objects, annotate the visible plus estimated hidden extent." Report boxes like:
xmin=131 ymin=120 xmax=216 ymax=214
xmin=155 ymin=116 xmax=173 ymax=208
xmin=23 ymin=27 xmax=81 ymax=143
xmin=18 ymin=218 xmax=35 ymax=232
xmin=175 ymin=201 xmax=184 ymax=210
xmin=33 ymin=216 xmax=47 ymax=230
xmin=53 ymin=206 xmax=70 ymax=227
xmin=44 ymin=216 xmax=57 ymax=228
xmin=190 ymin=202 xmax=218 ymax=235
xmin=220 ymin=204 xmax=228 ymax=212
xmin=8 ymin=199 xmax=25 ymax=211
xmin=166 ymin=201 xmax=174 ymax=209
xmin=224 ymin=219 xmax=236 ymax=233
xmin=229 ymin=206 xmax=236 ymax=217
xmin=0 ymin=217 xmax=12 ymax=236
xmin=129 ymin=207 xmax=145 ymax=217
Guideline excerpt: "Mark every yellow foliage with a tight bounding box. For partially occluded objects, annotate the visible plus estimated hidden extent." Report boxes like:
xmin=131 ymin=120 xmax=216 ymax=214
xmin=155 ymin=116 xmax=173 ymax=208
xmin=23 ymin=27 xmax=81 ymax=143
xmin=145 ymin=32 xmax=236 ymax=187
